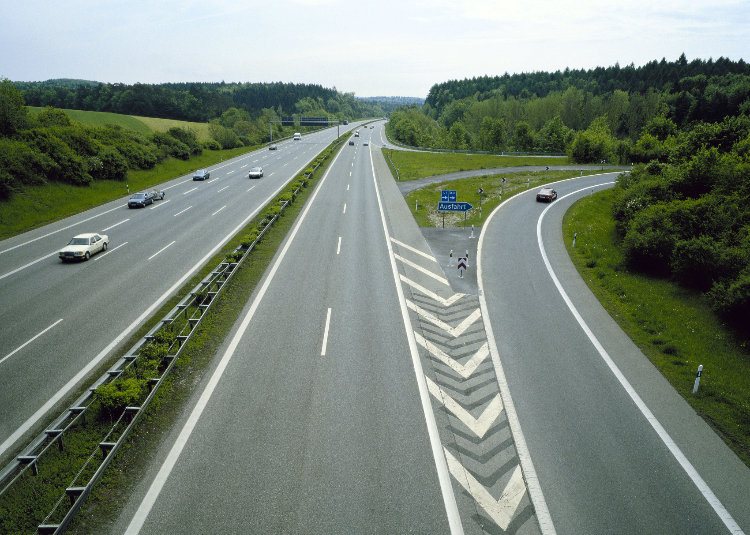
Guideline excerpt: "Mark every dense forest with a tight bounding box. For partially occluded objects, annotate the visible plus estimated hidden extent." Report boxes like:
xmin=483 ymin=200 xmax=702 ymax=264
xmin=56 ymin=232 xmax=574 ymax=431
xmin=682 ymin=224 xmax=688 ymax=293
xmin=12 ymin=80 xmax=386 ymax=124
xmin=387 ymin=54 xmax=750 ymax=161
xmin=386 ymin=53 xmax=750 ymax=324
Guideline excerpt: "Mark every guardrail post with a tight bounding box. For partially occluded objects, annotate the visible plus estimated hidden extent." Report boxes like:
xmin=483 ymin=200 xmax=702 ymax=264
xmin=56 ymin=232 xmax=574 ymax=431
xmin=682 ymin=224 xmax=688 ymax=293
xmin=66 ymin=486 xmax=86 ymax=506
xmin=99 ymin=442 xmax=116 ymax=458
xmin=69 ymin=406 xmax=87 ymax=424
xmin=45 ymin=429 xmax=65 ymax=452
xmin=17 ymin=456 xmax=39 ymax=476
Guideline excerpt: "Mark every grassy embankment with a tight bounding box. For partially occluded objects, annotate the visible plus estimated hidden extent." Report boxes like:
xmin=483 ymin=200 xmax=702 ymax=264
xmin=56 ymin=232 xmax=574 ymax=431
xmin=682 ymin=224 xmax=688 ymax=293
xmin=383 ymin=147 xmax=749 ymax=469
xmin=0 ymin=146 xmax=256 ymax=241
xmin=563 ymin=190 xmax=749 ymax=467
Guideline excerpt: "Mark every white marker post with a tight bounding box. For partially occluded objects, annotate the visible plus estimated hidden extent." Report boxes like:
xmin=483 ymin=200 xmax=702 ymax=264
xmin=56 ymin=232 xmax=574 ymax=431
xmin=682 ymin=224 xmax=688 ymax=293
xmin=470 ymin=225 xmax=475 ymax=239
xmin=693 ymin=365 xmax=703 ymax=394
xmin=465 ymin=250 xmax=470 ymax=267
xmin=448 ymin=250 xmax=453 ymax=267
xmin=573 ymin=232 xmax=577 ymax=247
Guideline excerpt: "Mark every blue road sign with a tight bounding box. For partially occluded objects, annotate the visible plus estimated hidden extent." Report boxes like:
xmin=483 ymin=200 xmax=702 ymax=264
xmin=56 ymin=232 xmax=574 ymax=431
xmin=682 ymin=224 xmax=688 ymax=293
xmin=438 ymin=201 xmax=473 ymax=212
xmin=441 ymin=190 xmax=457 ymax=202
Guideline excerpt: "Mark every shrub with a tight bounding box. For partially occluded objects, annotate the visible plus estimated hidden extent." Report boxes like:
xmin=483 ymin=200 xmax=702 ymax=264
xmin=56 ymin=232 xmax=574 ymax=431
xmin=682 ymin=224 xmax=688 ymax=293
xmin=240 ymin=230 xmax=259 ymax=247
xmin=202 ymin=139 xmax=222 ymax=150
xmin=95 ymin=377 xmax=144 ymax=415
xmin=621 ymin=204 xmax=676 ymax=275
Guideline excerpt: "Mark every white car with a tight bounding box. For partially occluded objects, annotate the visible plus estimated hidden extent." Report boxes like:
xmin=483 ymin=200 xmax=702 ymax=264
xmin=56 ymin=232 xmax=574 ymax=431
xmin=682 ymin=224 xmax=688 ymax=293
xmin=363 ymin=140 xmax=369 ymax=146
xmin=59 ymin=233 xmax=109 ymax=262
xmin=248 ymin=167 xmax=264 ymax=179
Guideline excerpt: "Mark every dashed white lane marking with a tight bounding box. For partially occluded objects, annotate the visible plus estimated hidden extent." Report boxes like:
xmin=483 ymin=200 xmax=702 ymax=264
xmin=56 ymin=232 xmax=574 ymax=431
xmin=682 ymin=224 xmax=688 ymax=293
xmin=173 ymin=206 xmax=192 ymax=217
xmin=101 ymin=219 xmax=129 ymax=231
xmin=337 ymin=237 xmax=342 ymax=255
xmin=321 ymin=308 xmax=332 ymax=356
xmin=148 ymin=241 xmax=175 ymax=260
xmin=1 ymin=319 xmax=64 ymax=367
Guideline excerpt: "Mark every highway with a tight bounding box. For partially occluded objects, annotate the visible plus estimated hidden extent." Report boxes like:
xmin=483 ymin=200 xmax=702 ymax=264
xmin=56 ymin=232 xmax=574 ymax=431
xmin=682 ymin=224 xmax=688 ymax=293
xmin=479 ymin=174 xmax=750 ymax=534
xmin=112 ymin=125 xmax=456 ymax=534
xmin=0 ymin=123 xmax=362 ymax=461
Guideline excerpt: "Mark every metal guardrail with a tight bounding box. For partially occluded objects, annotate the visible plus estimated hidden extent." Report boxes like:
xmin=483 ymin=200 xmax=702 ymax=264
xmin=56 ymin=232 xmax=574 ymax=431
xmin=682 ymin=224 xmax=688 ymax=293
xmin=0 ymin=142 xmax=342 ymax=534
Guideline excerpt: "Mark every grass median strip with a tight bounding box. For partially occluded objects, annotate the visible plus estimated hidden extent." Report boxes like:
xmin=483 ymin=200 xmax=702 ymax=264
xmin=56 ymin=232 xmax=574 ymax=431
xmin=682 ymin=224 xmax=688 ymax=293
xmin=0 ymin=136 xmax=347 ymax=534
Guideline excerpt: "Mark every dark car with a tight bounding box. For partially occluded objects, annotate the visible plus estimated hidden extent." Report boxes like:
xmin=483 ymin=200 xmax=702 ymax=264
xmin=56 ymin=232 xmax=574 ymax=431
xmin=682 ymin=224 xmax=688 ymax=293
xmin=536 ymin=188 xmax=558 ymax=202
xmin=128 ymin=192 xmax=153 ymax=208
xmin=193 ymin=169 xmax=210 ymax=181
xmin=349 ymin=140 xmax=355 ymax=145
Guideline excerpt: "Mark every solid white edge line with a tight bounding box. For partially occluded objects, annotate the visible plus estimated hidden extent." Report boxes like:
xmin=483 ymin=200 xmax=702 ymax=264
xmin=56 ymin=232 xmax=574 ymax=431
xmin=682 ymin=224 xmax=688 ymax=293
xmin=321 ymin=308 xmax=332 ymax=356
xmin=369 ymin=146 xmax=465 ymax=535
xmin=0 ymin=151 xmax=322 ymax=461
xmin=124 ymin=137 xmax=347 ymax=535
xmin=0 ymin=319 xmax=64 ymax=367
xmin=537 ymin=184 xmax=744 ymax=535
xmin=478 ymin=193 xmax=558 ymax=535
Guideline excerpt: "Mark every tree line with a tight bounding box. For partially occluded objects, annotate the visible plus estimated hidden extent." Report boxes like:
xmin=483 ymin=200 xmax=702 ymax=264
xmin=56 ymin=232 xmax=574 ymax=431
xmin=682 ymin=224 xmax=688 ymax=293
xmin=13 ymin=80 xmax=386 ymax=124
xmin=387 ymin=55 xmax=750 ymax=163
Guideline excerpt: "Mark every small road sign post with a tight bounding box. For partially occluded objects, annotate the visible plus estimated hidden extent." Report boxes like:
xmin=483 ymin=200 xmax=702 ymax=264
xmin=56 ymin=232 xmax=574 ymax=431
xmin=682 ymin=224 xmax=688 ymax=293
xmin=458 ymin=257 xmax=467 ymax=278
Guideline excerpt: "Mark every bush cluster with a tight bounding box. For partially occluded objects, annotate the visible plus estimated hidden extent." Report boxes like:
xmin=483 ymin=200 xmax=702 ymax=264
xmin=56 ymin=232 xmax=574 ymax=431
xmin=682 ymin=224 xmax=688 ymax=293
xmin=612 ymin=115 xmax=750 ymax=324
xmin=0 ymin=79 xmax=205 ymax=200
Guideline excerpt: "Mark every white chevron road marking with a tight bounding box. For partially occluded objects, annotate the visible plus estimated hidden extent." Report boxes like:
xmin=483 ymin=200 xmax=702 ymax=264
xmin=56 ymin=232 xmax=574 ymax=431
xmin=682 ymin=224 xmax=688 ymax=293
xmin=426 ymin=377 xmax=503 ymax=438
xmin=445 ymin=449 xmax=526 ymax=530
xmin=395 ymin=254 xmax=450 ymax=285
xmin=407 ymin=300 xmax=482 ymax=337
xmin=400 ymin=275 xmax=464 ymax=306
xmin=416 ymin=333 xmax=489 ymax=379
xmin=391 ymin=237 xmax=438 ymax=262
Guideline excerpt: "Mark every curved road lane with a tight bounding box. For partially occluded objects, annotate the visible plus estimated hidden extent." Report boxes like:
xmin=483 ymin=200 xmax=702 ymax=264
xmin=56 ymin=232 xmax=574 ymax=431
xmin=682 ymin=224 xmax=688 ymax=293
xmin=479 ymin=173 xmax=750 ymax=534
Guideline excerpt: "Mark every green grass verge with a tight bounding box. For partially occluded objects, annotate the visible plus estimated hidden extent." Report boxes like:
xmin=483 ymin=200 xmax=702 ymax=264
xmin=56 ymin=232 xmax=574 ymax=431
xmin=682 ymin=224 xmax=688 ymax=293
xmin=403 ymin=168 xmax=601 ymax=228
xmin=0 ymin=135 xmax=348 ymax=534
xmin=563 ymin=188 xmax=750 ymax=468
xmin=0 ymin=146 xmax=258 ymax=241
xmin=384 ymin=148 xmax=569 ymax=181
xmin=27 ymin=107 xmax=154 ymax=136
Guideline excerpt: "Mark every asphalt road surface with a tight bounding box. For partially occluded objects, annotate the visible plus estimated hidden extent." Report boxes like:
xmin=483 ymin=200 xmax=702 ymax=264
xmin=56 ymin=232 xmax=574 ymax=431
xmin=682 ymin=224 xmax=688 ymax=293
xmin=0 ymin=124 xmax=365 ymax=462
xmin=479 ymin=173 xmax=750 ymax=534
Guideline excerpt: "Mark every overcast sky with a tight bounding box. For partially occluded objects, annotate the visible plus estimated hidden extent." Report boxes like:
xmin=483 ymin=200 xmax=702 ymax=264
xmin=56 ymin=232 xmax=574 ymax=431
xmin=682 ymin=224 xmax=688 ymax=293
xmin=2 ymin=0 xmax=748 ymax=99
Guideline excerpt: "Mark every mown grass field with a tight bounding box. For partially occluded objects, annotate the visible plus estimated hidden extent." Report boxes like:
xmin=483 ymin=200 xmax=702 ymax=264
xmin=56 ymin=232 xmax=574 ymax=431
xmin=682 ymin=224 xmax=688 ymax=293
xmin=384 ymin=148 xmax=570 ymax=181
xmin=27 ymin=107 xmax=154 ymax=135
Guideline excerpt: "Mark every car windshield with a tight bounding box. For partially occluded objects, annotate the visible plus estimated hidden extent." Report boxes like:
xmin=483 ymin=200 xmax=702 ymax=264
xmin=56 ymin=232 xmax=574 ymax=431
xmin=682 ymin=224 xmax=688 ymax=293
xmin=69 ymin=238 xmax=89 ymax=245
xmin=132 ymin=193 xmax=145 ymax=198
xmin=251 ymin=167 xmax=261 ymax=172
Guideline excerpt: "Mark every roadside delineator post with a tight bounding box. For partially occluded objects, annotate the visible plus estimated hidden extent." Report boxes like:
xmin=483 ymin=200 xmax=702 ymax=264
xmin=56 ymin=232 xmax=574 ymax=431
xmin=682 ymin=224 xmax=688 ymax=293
xmin=573 ymin=233 xmax=577 ymax=247
xmin=470 ymin=225 xmax=475 ymax=238
xmin=693 ymin=365 xmax=703 ymax=394
xmin=465 ymin=250 xmax=470 ymax=267
xmin=458 ymin=257 xmax=467 ymax=278
xmin=448 ymin=250 xmax=453 ymax=267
